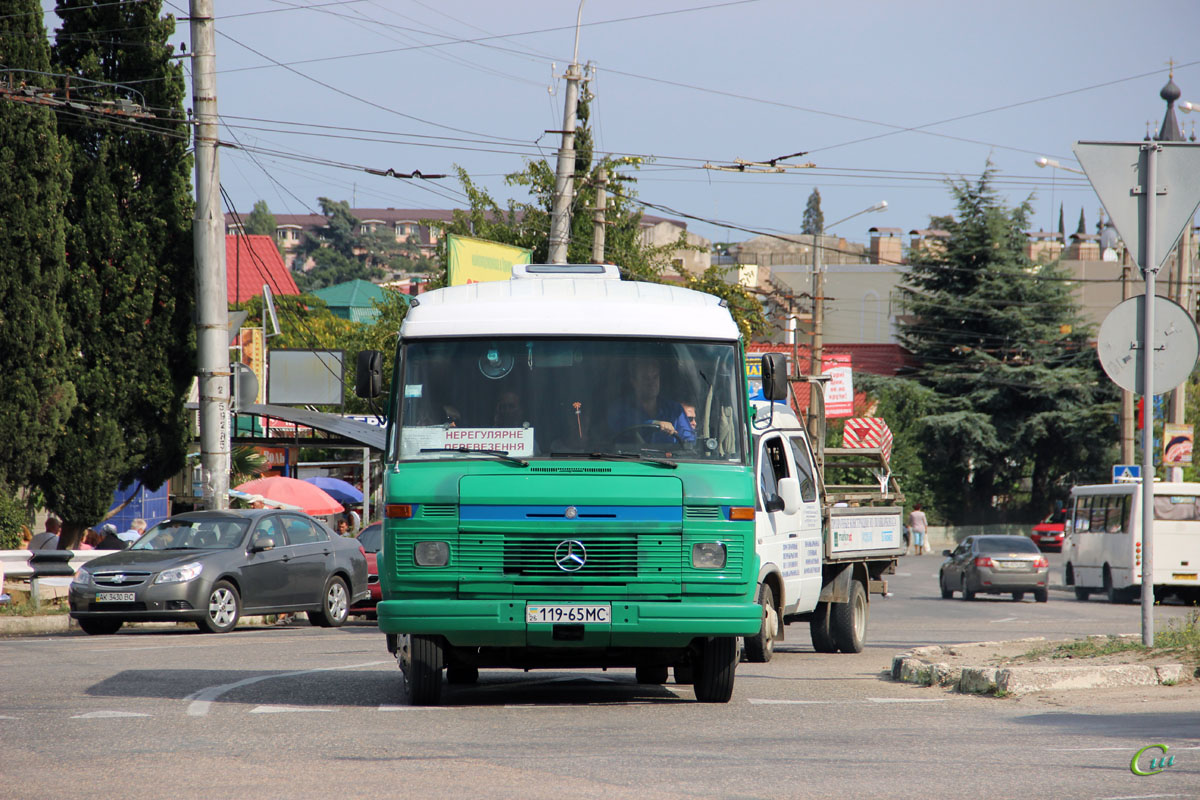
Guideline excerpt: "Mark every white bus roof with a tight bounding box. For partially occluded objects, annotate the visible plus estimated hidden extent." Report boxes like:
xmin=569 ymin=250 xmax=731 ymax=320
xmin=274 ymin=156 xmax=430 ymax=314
xmin=401 ymin=278 xmax=740 ymax=340
xmin=1071 ymin=482 xmax=1200 ymax=496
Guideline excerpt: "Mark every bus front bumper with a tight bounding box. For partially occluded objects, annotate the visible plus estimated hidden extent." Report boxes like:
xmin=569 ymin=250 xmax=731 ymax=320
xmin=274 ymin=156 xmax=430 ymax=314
xmin=376 ymin=598 xmax=762 ymax=648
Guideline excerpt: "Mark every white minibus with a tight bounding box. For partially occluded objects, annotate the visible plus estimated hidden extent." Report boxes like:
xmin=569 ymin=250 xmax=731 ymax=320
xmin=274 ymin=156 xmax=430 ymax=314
xmin=1063 ymin=482 xmax=1200 ymax=604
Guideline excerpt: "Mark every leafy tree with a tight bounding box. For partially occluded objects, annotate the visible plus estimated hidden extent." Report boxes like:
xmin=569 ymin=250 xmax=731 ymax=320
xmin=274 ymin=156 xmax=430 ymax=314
xmin=897 ymin=165 xmax=1116 ymax=524
xmin=292 ymin=198 xmax=388 ymax=290
xmin=0 ymin=1 xmax=77 ymax=497
xmin=802 ymin=188 xmax=824 ymax=235
xmin=245 ymin=200 xmax=277 ymax=237
xmin=48 ymin=0 xmax=195 ymax=546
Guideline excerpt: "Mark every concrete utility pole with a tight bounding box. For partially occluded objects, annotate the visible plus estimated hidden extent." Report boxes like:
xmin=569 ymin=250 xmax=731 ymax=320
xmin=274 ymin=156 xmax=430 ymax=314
xmin=547 ymin=1 xmax=586 ymax=264
xmin=1120 ymin=261 xmax=1135 ymax=465
xmin=591 ymin=167 xmax=607 ymax=263
xmin=807 ymin=201 xmax=887 ymax=439
xmin=191 ymin=0 xmax=230 ymax=509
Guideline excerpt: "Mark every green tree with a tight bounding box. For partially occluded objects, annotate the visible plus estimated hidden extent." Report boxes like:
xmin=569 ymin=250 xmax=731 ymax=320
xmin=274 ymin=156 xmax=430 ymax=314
xmin=0 ymin=1 xmax=77 ymax=497
xmin=802 ymin=188 xmax=824 ymax=236
xmin=48 ymin=0 xmax=195 ymax=546
xmin=245 ymin=200 xmax=277 ymax=236
xmin=292 ymin=198 xmax=386 ymax=290
xmin=897 ymin=165 xmax=1116 ymax=524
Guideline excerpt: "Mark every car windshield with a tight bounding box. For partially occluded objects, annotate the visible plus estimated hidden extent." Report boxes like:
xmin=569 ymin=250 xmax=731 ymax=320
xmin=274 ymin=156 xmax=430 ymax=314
xmin=391 ymin=337 xmax=748 ymax=464
xmin=356 ymin=523 xmax=381 ymax=554
xmin=131 ymin=519 xmax=249 ymax=550
xmin=976 ymin=536 xmax=1039 ymax=554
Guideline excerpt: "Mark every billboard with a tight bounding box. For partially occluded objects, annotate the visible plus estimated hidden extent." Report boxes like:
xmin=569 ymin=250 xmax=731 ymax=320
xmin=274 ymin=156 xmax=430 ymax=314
xmin=447 ymin=234 xmax=532 ymax=286
xmin=267 ymin=349 xmax=345 ymax=406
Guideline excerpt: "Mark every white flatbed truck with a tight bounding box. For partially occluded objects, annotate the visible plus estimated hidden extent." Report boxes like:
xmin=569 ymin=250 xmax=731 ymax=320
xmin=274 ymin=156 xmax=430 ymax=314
xmin=743 ymin=352 xmax=905 ymax=660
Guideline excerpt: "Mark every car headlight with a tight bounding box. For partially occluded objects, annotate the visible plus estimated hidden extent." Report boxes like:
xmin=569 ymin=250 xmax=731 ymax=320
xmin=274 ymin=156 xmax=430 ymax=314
xmin=154 ymin=561 xmax=204 ymax=584
xmin=413 ymin=541 xmax=449 ymax=567
xmin=72 ymin=569 xmax=92 ymax=586
xmin=692 ymin=542 xmax=727 ymax=569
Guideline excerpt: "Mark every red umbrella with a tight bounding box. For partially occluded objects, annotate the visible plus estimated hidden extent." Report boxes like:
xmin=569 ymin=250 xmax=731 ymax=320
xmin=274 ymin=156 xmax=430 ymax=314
xmin=234 ymin=476 xmax=344 ymax=516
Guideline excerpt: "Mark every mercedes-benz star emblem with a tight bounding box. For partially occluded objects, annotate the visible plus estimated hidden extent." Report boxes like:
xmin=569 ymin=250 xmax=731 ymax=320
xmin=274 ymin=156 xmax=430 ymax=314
xmin=554 ymin=540 xmax=586 ymax=572
xmin=564 ymin=506 xmax=578 ymax=519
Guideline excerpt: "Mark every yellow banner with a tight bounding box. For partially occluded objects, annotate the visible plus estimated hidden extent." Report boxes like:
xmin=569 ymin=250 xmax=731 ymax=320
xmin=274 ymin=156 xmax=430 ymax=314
xmin=447 ymin=234 xmax=532 ymax=286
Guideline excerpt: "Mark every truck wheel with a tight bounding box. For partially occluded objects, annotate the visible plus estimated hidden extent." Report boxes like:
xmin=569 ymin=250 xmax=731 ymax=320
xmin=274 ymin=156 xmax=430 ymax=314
xmin=809 ymin=601 xmax=837 ymax=653
xmin=744 ymin=583 xmax=778 ymax=663
xmin=400 ymin=634 xmax=443 ymax=705
xmin=635 ymin=665 xmax=669 ymax=684
xmin=693 ymin=636 xmax=738 ymax=703
xmin=831 ymin=580 xmax=867 ymax=654
xmin=1073 ymin=586 xmax=1091 ymax=601
xmin=446 ymin=664 xmax=479 ymax=685
xmin=1103 ymin=566 xmax=1131 ymax=604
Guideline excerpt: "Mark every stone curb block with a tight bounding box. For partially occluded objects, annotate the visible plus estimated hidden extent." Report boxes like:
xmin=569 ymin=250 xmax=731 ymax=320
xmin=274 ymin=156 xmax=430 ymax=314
xmin=890 ymin=640 xmax=1186 ymax=696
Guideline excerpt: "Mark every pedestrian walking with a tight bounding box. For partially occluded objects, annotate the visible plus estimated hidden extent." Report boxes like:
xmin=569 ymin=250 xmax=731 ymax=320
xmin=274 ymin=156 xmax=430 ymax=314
xmin=909 ymin=504 xmax=928 ymax=555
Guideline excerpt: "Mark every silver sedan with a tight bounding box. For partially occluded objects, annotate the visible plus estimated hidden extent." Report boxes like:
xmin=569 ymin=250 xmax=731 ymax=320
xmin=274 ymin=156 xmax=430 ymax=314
xmin=69 ymin=509 xmax=369 ymax=634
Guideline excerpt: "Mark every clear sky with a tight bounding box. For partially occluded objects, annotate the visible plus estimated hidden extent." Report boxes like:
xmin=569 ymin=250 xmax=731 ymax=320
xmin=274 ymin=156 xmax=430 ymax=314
xmin=40 ymin=0 xmax=1200 ymax=247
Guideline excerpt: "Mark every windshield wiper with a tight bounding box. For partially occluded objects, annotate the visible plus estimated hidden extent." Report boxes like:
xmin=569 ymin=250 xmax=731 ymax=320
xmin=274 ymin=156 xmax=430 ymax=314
xmin=420 ymin=447 xmax=528 ymax=467
xmin=551 ymin=451 xmax=677 ymax=469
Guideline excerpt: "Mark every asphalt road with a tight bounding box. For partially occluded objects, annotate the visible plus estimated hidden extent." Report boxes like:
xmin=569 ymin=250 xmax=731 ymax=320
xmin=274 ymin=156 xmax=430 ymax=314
xmin=2 ymin=552 xmax=1198 ymax=799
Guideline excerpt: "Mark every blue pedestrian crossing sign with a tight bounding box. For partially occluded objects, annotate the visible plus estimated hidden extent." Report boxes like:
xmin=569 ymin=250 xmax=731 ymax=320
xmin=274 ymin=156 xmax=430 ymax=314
xmin=1112 ymin=465 xmax=1142 ymax=483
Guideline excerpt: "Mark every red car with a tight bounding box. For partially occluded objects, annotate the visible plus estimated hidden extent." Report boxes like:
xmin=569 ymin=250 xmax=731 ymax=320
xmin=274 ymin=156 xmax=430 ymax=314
xmin=349 ymin=522 xmax=381 ymax=617
xmin=1031 ymin=507 xmax=1067 ymax=552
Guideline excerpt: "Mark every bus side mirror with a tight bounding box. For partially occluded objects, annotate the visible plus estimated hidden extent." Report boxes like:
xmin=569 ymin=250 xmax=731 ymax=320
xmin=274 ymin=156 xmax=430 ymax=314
xmin=356 ymin=350 xmax=383 ymax=399
xmin=761 ymin=352 xmax=789 ymax=401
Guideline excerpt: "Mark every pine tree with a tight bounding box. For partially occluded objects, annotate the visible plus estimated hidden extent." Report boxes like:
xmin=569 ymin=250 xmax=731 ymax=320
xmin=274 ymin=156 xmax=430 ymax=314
xmin=802 ymin=188 xmax=824 ymax=236
xmin=1076 ymin=207 xmax=1086 ymax=235
xmin=898 ymin=166 xmax=1116 ymax=523
xmin=0 ymin=1 xmax=77 ymax=494
xmin=48 ymin=0 xmax=195 ymax=545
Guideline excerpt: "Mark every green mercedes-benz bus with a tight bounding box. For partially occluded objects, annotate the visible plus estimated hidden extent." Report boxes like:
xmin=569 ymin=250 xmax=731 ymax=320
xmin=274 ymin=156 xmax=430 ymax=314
xmin=355 ymin=264 xmax=761 ymax=704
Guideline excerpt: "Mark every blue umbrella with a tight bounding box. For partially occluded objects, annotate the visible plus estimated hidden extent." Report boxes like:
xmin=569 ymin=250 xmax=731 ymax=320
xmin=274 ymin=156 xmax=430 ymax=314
xmin=302 ymin=476 xmax=363 ymax=505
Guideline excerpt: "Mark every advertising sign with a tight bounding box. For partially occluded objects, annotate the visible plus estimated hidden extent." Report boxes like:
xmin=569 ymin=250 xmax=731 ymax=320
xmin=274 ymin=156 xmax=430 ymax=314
xmin=1163 ymin=423 xmax=1194 ymax=466
xmin=447 ymin=234 xmax=533 ymax=286
xmin=822 ymin=354 xmax=853 ymax=418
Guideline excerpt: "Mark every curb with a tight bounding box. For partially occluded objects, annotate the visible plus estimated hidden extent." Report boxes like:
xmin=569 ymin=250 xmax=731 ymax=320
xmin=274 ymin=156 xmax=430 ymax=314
xmin=0 ymin=614 xmax=286 ymax=637
xmin=890 ymin=637 xmax=1187 ymax=696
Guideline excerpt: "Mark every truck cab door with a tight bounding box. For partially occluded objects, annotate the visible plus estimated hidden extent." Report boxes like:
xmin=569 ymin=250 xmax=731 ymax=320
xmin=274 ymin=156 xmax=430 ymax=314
xmin=786 ymin=434 xmax=824 ymax=614
xmin=756 ymin=434 xmax=804 ymax=611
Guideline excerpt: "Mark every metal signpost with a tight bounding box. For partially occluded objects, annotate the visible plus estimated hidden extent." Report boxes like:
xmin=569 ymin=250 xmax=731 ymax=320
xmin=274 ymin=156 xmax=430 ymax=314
xmin=1076 ymin=140 xmax=1200 ymax=645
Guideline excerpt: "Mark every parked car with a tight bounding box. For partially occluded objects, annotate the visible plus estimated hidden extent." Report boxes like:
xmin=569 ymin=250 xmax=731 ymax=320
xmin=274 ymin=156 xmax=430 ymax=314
xmin=938 ymin=535 xmax=1050 ymax=602
xmin=1030 ymin=506 xmax=1068 ymax=552
xmin=69 ymin=509 xmax=369 ymax=635
xmin=349 ymin=521 xmax=381 ymax=618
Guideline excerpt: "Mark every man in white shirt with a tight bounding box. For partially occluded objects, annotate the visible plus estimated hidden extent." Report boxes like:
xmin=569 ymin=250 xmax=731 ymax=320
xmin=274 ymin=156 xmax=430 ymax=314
xmin=118 ymin=518 xmax=147 ymax=544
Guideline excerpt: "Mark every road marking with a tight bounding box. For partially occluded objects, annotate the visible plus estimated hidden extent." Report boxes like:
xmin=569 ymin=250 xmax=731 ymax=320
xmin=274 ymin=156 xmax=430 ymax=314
xmin=71 ymin=710 xmax=151 ymax=718
xmin=184 ymin=660 xmax=390 ymax=717
xmin=84 ymin=644 xmax=218 ymax=653
xmin=378 ymin=705 xmax=450 ymax=711
xmin=749 ymin=699 xmax=833 ymax=705
xmin=991 ymin=617 xmax=1019 ymax=623
xmin=249 ymin=705 xmax=335 ymax=714
xmin=1051 ymin=745 xmax=1200 ymax=752
xmin=867 ymin=698 xmax=946 ymax=704
xmin=0 ymin=714 xmax=20 ymax=719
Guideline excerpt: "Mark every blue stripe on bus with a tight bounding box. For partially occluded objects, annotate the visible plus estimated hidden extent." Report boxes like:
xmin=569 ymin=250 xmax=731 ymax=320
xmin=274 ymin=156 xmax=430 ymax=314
xmin=459 ymin=505 xmax=682 ymax=522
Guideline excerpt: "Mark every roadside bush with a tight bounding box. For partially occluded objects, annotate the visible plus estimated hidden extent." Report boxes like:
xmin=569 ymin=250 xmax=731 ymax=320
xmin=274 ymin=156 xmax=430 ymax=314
xmin=0 ymin=491 xmax=26 ymax=549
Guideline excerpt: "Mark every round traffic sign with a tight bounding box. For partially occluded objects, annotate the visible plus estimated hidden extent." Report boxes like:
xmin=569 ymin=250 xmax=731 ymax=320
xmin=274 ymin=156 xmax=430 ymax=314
xmin=1097 ymin=295 xmax=1199 ymax=395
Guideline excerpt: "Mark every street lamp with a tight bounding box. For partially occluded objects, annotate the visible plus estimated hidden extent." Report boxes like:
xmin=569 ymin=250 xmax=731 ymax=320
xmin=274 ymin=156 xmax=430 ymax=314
xmin=1034 ymin=156 xmax=1086 ymax=175
xmin=808 ymin=200 xmax=888 ymax=442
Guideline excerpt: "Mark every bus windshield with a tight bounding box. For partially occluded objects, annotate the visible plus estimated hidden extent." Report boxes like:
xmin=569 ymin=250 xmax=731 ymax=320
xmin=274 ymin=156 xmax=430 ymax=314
xmin=391 ymin=337 xmax=748 ymax=464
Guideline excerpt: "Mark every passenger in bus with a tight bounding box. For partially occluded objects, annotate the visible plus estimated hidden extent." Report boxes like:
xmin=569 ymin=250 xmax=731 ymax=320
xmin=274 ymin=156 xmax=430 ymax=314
xmin=493 ymin=391 xmax=526 ymax=428
xmin=607 ymin=360 xmax=695 ymax=444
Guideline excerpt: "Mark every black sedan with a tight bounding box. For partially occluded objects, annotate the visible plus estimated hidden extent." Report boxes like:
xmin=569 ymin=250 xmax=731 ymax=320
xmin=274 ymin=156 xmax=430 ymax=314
xmin=938 ymin=535 xmax=1050 ymax=602
xmin=69 ymin=509 xmax=369 ymax=635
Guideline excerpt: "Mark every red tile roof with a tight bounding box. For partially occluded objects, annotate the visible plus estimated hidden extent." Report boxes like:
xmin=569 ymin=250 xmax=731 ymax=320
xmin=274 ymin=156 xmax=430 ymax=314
xmin=225 ymin=235 xmax=299 ymax=304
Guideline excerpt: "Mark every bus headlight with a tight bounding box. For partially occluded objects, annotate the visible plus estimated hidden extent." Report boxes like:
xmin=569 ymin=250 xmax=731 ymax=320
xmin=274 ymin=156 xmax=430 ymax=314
xmin=692 ymin=542 xmax=727 ymax=569
xmin=414 ymin=541 xmax=449 ymax=566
